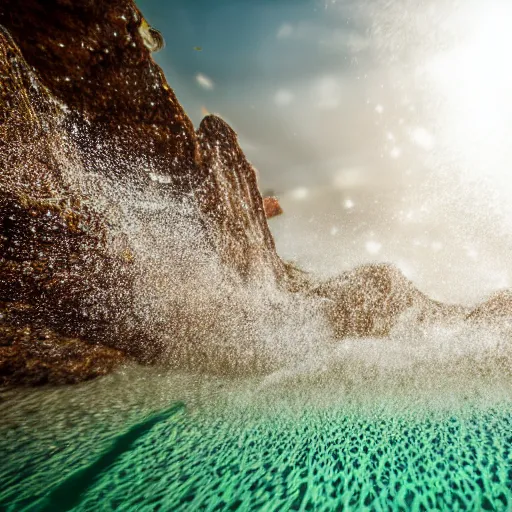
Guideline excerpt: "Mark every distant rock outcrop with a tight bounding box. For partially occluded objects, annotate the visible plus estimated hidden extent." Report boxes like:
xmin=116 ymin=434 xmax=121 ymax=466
xmin=467 ymin=290 xmax=512 ymax=324
xmin=263 ymin=197 xmax=283 ymax=219
xmin=313 ymin=264 xmax=466 ymax=338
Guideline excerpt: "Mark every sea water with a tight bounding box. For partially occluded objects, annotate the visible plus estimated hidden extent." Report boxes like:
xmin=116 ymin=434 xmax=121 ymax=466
xmin=2 ymin=319 xmax=512 ymax=512
xmin=2 ymin=170 xmax=512 ymax=511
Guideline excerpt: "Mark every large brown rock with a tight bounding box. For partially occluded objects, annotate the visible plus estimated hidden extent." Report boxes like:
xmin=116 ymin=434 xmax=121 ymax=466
xmin=0 ymin=0 xmax=282 ymax=280
xmin=0 ymin=0 xmax=283 ymax=278
xmin=313 ymin=264 xmax=466 ymax=339
xmin=0 ymin=0 xmax=197 ymax=182
xmin=467 ymin=290 xmax=512 ymax=324
xmin=0 ymin=19 xmax=138 ymax=356
xmin=0 ymin=0 xmax=284 ymax=384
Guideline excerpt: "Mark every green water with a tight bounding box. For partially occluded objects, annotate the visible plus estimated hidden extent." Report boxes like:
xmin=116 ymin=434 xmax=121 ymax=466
xmin=1 ymin=365 xmax=512 ymax=511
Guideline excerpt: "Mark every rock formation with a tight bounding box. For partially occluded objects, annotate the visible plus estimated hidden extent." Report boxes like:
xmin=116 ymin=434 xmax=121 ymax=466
xmin=0 ymin=0 xmax=284 ymax=384
xmin=0 ymin=0 xmax=510 ymax=386
xmin=0 ymin=19 xmax=139 ymax=376
xmin=196 ymin=115 xmax=284 ymax=277
xmin=313 ymin=264 xmax=466 ymax=339
xmin=263 ymin=197 xmax=283 ymax=219
xmin=0 ymin=0 xmax=197 ymax=182
xmin=0 ymin=307 xmax=124 ymax=387
xmin=467 ymin=290 xmax=512 ymax=325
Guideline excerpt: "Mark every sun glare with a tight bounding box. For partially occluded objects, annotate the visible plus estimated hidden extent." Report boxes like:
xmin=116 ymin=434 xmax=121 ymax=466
xmin=421 ymin=2 xmax=512 ymax=188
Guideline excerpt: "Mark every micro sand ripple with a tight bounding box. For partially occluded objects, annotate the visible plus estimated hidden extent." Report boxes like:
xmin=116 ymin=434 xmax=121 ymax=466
xmin=1 ymin=356 xmax=512 ymax=511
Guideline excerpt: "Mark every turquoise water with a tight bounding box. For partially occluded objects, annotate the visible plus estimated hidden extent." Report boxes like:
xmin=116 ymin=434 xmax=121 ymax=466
xmin=1 ymin=362 xmax=512 ymax=511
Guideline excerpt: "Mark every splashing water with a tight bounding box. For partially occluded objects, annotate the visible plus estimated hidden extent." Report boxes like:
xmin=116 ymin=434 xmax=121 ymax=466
xmin=3 ymin=113 xmax=512 ymax=509
xmin=4 ymin=2 xmax=512 ymax=509
xmin=4 ymin=139 xmax=512 ymax=507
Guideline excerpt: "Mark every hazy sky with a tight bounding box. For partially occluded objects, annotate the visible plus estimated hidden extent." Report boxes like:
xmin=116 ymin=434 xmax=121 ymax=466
xmin=137 ymin=0 xmax=512 ymax=197
xmin=137 ymin=0 xmax=512 ymax=304
xmin=137 ymin=0 xmax=394 ymax=193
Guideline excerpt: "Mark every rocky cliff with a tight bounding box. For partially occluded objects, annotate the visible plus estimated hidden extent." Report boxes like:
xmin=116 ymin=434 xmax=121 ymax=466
xmin=0 ymin=0 xmax=284 ymax=384
xmin=0 ymin=0 xmax=509 ymax=386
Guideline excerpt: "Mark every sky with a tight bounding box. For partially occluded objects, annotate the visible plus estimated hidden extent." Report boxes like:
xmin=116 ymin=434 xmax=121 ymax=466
xmin=137 ymin=0 xmax=512 ymax=304
xmin=137 ymin=0 xmax=512 ymax=195
xmin=137 ymin=0 xmax=394 ymax=193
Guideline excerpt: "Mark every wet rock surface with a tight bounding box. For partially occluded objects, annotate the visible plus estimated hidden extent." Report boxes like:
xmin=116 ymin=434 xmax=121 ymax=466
xmin=196 ymin=115 xmax=285 ymax=278
xmin=467 ymin=290 xmax=512 ymax=324
xmin=0 ymin=0 xmax=284 ymax=384
xmin=0 ymin=0 xmax=282 ymax=281
xmin=0 ymin=19 xmax=138 ymax=384
xmin=0 ymin=0 xmax=197 ymax=180
xmin=0 ymin=303 xmax=125 ymax=386
xmin=0 ymin=0 xmax=508 ymax=386
xmin=313 ymin=264 xmax=467 ymax=339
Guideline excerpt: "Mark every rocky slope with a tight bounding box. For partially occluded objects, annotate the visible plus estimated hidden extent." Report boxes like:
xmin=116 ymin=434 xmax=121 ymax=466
xmin=0 ymin=0 xmax=510 ymax=386
xmin=313 ymin=264 xmax=467 ymax=339
xmin=0 ymin=0 xmax=285 ymax=384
